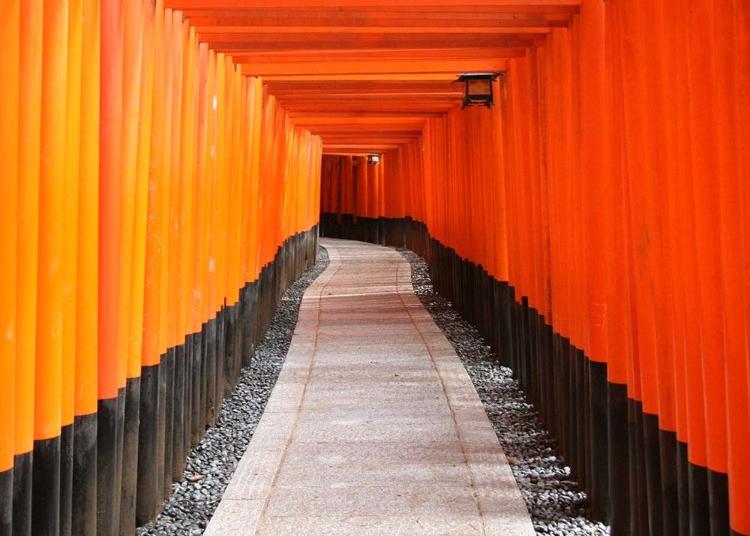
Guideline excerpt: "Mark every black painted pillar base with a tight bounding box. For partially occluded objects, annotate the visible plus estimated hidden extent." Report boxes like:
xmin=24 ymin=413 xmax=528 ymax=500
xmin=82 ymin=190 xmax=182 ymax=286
xmin=676 ymin=441 xmax=690 ymax=536
xmin=32 ymin=435 xmax=61 ymax=536
xmin=60 ymin=423 xmax=74 ymax=536
xmin=588 ymin=360 xmax=609 ymax=522
xmin=136 ymin=364 xmax=161 ymax=525
xmin=643 ymin=413 xmax=663 ymax=535
xmin=199 ymin=324 xmax=209 ymax=437
xmin=97 ymin=390 xmax=124 ymax=536
xmin=172 ymin=344 xmax=186 ymax=480
xmin=215 ymin=308 xmax=227 ymax=419
xmin=241 ymin=283 xmax=259 ymax=368
xmin=162 ymin=348 xmax=175 ymax=498
xmin=157 ymin=350 xmax=169 ymax=501
xmin=191 ymin=332 xmax=203 ymax=447
xmin=72 ymin=412 xmax=97 ymax=536
xmin=688 ymin=461 xmax=710 ymax=536
xmin=659 ymin=429 xmax=679 ymax=535
xmin=182 ymin=336 xmax=193 ymax=467
xmin=12 ymin=452 xmax=32 ymax=536
xmin=708 ymin=469 xmax=729 ymax=536
xmin=0 ymin=467 xmax=11 ymax=536
xmin=205 ymin=319 xmax=217 ymax=428
xmin=11 ymin=452 xmax=34 ymax=536
xmin=120 ymin=377 xmax=141 ymax=536
xmin=608 ymin=382 xmax=629 ymax=536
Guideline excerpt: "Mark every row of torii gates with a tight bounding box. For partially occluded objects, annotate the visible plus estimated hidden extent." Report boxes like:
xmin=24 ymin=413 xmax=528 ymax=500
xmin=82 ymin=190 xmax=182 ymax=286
xmin=0 ymin=1 xmax=747 ymax=535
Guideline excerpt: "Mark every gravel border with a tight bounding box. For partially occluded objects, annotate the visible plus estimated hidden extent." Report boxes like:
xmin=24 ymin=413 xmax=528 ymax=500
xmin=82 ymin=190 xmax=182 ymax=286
xmin=138 ymin=246 xmax=330 ymax=536
xmin=398 ymin=248 xmax=610 ymax=536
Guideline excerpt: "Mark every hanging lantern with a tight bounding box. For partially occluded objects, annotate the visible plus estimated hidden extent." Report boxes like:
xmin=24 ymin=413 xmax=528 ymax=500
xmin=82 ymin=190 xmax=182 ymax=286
xmin=367 ymin=153 xmax=381 ymax=165
xmin=454 ymin=72 xmax=500 ymax=108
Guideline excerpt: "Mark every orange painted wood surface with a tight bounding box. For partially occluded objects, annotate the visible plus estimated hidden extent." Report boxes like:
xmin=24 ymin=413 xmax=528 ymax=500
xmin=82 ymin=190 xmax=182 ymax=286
xmin=2 ymin=0 xmax=748 ymax=533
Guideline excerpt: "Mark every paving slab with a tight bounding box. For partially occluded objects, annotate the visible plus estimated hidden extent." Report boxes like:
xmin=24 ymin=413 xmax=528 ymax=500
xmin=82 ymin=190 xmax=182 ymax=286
xmin=205 ymin=238 xmax=534 ymax=536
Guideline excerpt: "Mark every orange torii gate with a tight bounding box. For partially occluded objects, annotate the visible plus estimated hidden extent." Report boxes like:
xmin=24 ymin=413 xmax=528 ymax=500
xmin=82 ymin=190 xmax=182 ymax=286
xmin=0 ymin=1 xmax=748 ymax=535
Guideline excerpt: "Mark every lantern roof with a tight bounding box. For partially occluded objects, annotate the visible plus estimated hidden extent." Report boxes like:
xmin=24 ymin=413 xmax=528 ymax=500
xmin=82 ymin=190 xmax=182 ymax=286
xmin=454 ymin=72 xmax=501 ymax=82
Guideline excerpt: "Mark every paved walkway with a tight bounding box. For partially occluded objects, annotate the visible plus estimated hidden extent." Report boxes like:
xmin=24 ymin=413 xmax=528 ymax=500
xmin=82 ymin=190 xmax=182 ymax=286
xmin=205 ymin=239 xmax=534 ymax=535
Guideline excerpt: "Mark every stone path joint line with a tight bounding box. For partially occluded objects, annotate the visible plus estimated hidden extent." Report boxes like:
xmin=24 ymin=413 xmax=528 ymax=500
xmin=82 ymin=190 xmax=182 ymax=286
xmin=206 ymin=238 xmax=535 ymax=536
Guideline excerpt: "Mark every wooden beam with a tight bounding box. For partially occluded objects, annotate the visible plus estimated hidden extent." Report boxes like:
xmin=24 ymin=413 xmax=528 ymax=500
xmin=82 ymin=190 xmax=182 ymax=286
xmin=264 ymin=80 xmax=459 ymax=91
xmin=166 ymin=1 xmax=580 ymax=10
xmin=322 ymin=135 xmax=421 ymax=142
xmin=271 ymin=90 xmax=463 ymax=97
xmin=197 ymin=26 xmax=551 ymax=35
xmin=231 ymin=47 xmax=526 ymax=63
xmin=301 ymin=126 xmax=425 ymax=134
xmin=322 ymin=147 xmax=404 ymax=153
xmin=240 ymin=58 xmax=510 ymax=76
xmin=282 ymin=101 xmax=461 ymax=115
xmin=203 ymin=34 xmax=539 ymax=52
xmin=185 ymin=12 xmax=571 ymax=28
xmin=278 ymin=100 xmax=461 ymax=106
xmin=259 ymin=73 xmax=475 ymax=81
xmin=208 ymin=35 xmax=538 ymax=49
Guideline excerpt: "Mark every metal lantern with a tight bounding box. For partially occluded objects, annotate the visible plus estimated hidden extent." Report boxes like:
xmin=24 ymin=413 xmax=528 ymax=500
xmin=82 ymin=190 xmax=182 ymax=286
xmin=367 ymin=153 xmax=381 ymax=165
xmin=454 ymin=72 xmax=500 ymax=108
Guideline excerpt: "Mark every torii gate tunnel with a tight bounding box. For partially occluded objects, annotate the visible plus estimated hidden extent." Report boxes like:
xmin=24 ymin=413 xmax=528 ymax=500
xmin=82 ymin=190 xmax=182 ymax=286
xmin=0 ymin=1 xmax=748 ymax=535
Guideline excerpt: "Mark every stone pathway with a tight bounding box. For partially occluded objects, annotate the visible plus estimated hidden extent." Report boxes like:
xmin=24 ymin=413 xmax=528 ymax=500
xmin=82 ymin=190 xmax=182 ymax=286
xmin=205 ymin=239 xmax=534 ymax=535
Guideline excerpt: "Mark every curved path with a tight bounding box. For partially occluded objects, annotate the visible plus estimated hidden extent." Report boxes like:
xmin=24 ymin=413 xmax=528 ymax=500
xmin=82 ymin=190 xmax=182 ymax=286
xmin=205 ymin=239 xmax=534 ymax=536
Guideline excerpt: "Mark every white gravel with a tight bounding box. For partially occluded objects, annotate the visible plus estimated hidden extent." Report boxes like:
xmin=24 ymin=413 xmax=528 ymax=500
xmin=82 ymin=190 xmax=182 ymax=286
xmin=137 ymin=246 xmax=330 ymax=536
xmin=399 ymin=248 xmax=610 ymax=536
